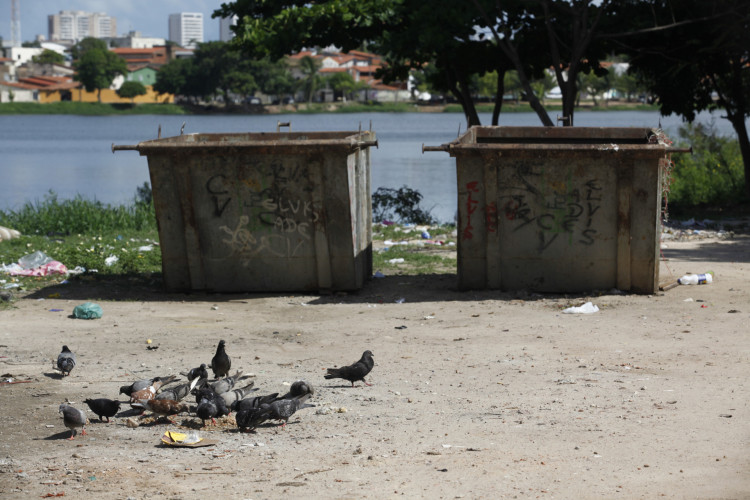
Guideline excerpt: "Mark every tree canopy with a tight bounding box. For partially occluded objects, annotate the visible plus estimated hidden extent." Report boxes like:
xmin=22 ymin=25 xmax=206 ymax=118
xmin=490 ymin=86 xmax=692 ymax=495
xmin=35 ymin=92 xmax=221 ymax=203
xmin=32 ymin=49 xmax=65 ymax=65
xmin=117 ymin=81 xmax=148 ymax=103
xmin=72 ymin=37 xmax=127 ymax=103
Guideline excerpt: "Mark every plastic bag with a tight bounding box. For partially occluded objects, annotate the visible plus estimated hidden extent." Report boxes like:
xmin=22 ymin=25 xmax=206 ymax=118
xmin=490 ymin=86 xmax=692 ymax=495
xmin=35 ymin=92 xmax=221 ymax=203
xmin=73 ymin=302 xmax=103 ymax=319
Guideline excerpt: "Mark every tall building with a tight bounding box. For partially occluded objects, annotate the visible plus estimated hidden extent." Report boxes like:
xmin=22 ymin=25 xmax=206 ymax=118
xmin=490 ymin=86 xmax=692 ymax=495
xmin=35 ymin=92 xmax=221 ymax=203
xmin=48 ymin=11 xmax=117 ymax=43
xmin=168 ymin=13 xmax=203 ymax=49
xmin=219 ymin=16 xmax=237 ymax=42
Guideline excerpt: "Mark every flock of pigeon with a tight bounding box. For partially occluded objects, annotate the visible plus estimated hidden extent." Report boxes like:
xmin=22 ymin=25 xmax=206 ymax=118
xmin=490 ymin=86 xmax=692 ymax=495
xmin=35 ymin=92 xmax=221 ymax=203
xmin=55 ymin=341 xmax=375 ymax=440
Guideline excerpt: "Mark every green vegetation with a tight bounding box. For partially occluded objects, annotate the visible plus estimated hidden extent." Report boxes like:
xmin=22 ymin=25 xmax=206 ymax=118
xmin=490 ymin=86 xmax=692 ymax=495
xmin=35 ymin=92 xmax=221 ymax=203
xmin=72 ymin=38 xmax=127 ymax=103
xmin=372 ymin=223 xmax=457 ymax=275
xmin=117 ymin=81 xmax=148 ymax=102
xmin=0 ymin=102 xmax=186 ymax=115
xmin=667 ymin=124 xmax=747 ymax=214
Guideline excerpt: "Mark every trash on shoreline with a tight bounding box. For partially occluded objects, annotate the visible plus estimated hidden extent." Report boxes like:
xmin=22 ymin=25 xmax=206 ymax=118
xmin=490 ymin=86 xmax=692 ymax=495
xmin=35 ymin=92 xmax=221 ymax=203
xmin=562 ymin=302 xmax=599 ymax=314
xmin=73 ymin=302 xmax=103 ymax=320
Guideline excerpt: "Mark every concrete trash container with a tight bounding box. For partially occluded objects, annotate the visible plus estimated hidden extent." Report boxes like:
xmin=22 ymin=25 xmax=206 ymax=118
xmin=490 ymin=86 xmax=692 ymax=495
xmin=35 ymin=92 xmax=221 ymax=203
xmin=425 ymin=126 xmax=689 ymax=293
xmin=114 ymin=129 xmax=377 ymax=292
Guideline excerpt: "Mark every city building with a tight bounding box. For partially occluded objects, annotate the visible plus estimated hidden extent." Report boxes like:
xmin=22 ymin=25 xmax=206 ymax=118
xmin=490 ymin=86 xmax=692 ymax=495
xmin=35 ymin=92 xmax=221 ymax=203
xmin=48 ymin=10 xmax=117 ymax=43
xmin=106 ymin=31 xmax=166 ymax=49
xmin=219 ymin=16 xmax=238 ymax=42
xmin=168 ymin=13 xmax=203 ymax=49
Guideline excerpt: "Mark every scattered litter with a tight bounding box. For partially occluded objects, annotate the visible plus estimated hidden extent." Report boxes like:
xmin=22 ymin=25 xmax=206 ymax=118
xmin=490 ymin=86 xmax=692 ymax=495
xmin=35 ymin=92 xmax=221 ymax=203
xmin=138 ymin=245 xmax=154 ymax=252
xmin=684 ymin=298 xmax=694 ymax=302
xmin=395 ymin=297 xmax=406 ymax=304
xmin=373 ymin=271 xmax=385 ymax=278
xmin=394 ymin=325 xmax=407 ymax=330
xmin=421 ymin=231 xmax=430 ymax=239
xmin=73 ymin=302 xmax=103 ymax=320
xmin=49 ymin=309 xmax=64 ymax=312
xmin=104 ymin=255 xmax=119 ymax=267
xmin=388 ymin=258 xmax=405 ymax=264
xmin=562 ymin=302 xmax=599 ymax=314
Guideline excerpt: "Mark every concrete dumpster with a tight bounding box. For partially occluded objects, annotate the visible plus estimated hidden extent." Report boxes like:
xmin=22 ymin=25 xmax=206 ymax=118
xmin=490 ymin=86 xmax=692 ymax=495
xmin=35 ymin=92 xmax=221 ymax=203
xmin=425 ymin=126 xmax=690 ymax=293
xmin=114 ymin=130 xmax=377 ymax=292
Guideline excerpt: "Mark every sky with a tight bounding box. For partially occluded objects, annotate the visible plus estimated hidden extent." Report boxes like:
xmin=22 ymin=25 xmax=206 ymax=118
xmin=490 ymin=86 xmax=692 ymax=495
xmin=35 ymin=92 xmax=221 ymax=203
xmin=0 ymin=0 xmax=229 ymax=43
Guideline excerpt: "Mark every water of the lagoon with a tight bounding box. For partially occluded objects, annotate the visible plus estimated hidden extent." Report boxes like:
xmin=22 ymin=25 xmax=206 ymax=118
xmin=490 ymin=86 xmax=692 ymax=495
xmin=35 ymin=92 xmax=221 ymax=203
xmin=0 ymin=110 xmax=742 ymax=224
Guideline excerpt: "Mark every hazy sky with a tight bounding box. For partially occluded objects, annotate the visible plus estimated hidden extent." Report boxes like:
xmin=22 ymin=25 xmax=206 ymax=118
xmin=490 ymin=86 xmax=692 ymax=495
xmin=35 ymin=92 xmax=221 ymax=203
xmin=1 ymin=0 xmax=230 ymax=42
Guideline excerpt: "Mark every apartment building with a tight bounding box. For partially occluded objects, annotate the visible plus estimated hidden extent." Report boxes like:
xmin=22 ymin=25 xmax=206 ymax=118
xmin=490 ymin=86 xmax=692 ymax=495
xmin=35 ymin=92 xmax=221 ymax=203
xmin=168 ymin=13 xmax=203 ymax=49
xmin=48 ymin=11 xmax=117 ymax=43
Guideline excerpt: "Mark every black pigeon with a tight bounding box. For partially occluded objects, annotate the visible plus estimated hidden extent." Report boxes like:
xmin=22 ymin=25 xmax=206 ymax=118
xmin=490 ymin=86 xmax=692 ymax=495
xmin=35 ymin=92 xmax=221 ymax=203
xmin=259 ymin=394 xmax=315 ymax=428
xmin=84 ymin=398 xmax=121 ymax=422
xmin=211 ymin=340 xmax=231 ymax=378
xmin=196 ymin=389 xmax=229 ymax=427
xmin=186 ymin=363 xmax=209 ymax=390
xmin=231 ymin=393 xmax=279 ymax=413
xmin=280 ymin=380 xmax=315 ymax=400
xmin=324 ymin=350 xmax=374 ymax=387
xmin=57 ymin=345 xmax=76 ymax=376
xmin=59 ymin=404 xmax=88 ymax=439
xmin=235 ymin=406 xmax=270 ymax=432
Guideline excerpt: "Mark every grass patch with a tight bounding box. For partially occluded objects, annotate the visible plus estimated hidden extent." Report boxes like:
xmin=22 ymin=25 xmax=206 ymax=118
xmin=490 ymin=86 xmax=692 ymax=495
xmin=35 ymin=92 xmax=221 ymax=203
xmin=0 ymin=101 xmax=186 ymax=115
xmin=372 ymin=223 xmax=457 ymax=275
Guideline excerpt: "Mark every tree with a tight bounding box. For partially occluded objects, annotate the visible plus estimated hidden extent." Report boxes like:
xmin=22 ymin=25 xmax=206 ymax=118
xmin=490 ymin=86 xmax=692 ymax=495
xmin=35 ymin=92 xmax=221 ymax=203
xmin=297 ymin=55 xmax=321 ymax=103
xmin=117 ymin=81 xmax=147 ymax=103
xmin=619 ymin=0 xmax=750 ymax=196
xmin=326 ymin=71 xmax=360 ymax=101
xmin=72 ymin=37 xmax=127 ymax=103
xmin=32 ymin=49 xmax=65 ymax=65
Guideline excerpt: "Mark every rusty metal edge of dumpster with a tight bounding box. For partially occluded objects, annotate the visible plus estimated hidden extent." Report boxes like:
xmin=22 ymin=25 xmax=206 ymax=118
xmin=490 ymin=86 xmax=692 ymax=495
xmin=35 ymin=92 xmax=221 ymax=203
xmin=436 ymin=143 xmax=691 ymax=155
xmin=112 ymin=138 xmax=377 ymax=155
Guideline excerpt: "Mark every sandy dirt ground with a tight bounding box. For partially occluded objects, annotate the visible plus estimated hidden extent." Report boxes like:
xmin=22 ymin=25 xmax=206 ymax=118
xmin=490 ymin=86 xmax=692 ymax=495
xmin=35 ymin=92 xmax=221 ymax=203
xmin=0 ymin=233 xmax=748 ymax=500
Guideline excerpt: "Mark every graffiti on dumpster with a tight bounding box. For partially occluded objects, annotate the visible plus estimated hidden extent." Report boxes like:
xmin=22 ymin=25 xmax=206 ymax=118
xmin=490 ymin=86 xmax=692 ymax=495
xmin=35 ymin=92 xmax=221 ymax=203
xmin=213 ymin=159 xmax=321 ymax=260
xmin=461 ymin=173 xmax=604 ymax=252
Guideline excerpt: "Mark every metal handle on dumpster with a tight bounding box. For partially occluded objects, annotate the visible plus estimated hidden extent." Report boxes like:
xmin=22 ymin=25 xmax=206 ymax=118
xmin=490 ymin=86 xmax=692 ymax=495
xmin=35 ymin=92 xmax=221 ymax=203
xmin=111 ymin=143 xmax=139 ymax=153
xmin=422 ymin=143 xmax=450 ymax=153
xmin=277 ymin=121 xmax=291 ymax=132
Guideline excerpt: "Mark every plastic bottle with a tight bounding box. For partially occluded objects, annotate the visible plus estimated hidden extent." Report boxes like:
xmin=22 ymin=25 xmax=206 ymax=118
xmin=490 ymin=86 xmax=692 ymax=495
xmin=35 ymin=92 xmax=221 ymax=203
xmin=678 ymin=272 xmax=714 ymax=285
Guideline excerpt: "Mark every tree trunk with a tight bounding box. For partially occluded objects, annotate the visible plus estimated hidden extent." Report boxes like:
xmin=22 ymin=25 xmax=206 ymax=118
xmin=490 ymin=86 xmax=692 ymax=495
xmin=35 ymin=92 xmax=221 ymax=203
xmin=492 ymin=69 xmax=506 ymax=126
xmin=727 ymin=111 xmax=750 ymax=197
xmin=97 ymin=88 xmax=102 ymax=103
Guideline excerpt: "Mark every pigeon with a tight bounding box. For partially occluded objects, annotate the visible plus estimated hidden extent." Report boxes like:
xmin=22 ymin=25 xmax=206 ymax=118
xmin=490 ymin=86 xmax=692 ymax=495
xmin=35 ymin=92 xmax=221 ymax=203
xmin=59 ymin=404 xmax=88 ymax=440
xmin=324 ymin=350 xmax=374 ymax=387
xmin=231 ymin=393 xmax=280 ymax=413
xmin=140 ymin=399 xmax=189 ymax=423
xmin=280 ymin=380 xmax=315 ymax=400
xmin=235 ymin=406 xmax=270 ymax=432
xmin=128 ymin=376 xmax=178 ymax=410
xmin=184 ymin=363 xmax=209 ymax=391
xmin=84 ymin=398 xmax=121 ymax=422
xmin=119 ymin=375 xmax=178 ymax=397
xmin=195 ymin=388 xmax=230 ymax=427
xmin=258 ymin=394 xmax=315 ymax=428
xmin=209 ymin=370 xmax=245 ymax=395
xmin=220 ymin=382 xmax=259 ymax=408
xmin=56 ymin=345 xmax=76 ymax=376
xmin=211 ymin=340 xmax=231 ymax=378
xmin=155 ymin=381 xmax=195 ymax=402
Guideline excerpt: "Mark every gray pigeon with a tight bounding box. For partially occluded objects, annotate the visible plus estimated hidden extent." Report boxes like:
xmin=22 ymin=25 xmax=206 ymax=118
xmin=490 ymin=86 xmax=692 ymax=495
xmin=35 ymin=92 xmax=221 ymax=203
xmin=209 ymin=370 xmax=244 ymax=395
xmin=259 ymin=394 xmax=315 ymax=428
xmin=119 ymin=375 xmax=178 ymax=397
xmin=211 ymin=340 xmax=231 ymax=378
xmin=57 ymin=345 xmax=76 ymax=376
xmin=59 ymin=404 xmax=88 ymax=440
xmin=280 ymin=380 xmax=315 ymax=399
xmin=155 ymin=381 xmax=195 ymax=402
xmin=324 ymin=350 xmax=374 ymax=387
xmin=220 ymin=382 xmax=258 ymax=408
